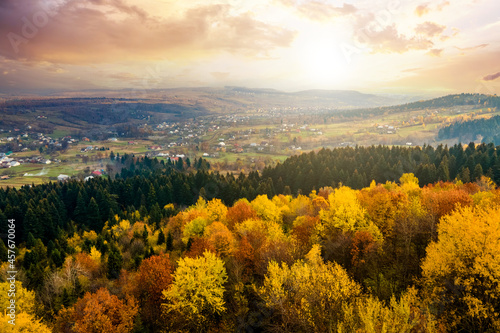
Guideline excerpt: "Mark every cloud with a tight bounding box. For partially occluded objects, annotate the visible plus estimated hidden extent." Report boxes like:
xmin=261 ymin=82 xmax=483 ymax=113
xmin=278 ymin=0 xmax=356 ymax=21
xmin=0 ymin=0 xmax=296 ymax=64
xmin=353 ymin=15 xmax=433 ymax=53
xmin=414 ymin=1 xmax=450 ymax=17
xmin=427 ymin=49 xmax=443 ymax=57
xmin=415 ymin=22 xmax=446 ymax=37
xmin=107 ymin=72 xmax=138 ymax=81
xmin=483 ymin=72 xmax=500 ymax=81
xmin=415 ymin=4 xmax=430 ymax=17
xmin=437 ymin=1 xmax=450 ymax=11
xmin=389 ymin=49 xmax=500 ymax=94
xmin=456 ymin=44 xmax=489 ymax=52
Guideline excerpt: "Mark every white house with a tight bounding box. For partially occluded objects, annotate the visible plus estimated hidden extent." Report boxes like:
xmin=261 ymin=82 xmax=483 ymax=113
xmin=57 ymin=174 xmax=69 ymax=181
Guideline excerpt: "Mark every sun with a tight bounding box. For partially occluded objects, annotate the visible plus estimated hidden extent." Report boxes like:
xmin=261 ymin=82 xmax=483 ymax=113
xmin=297 ymin=35 xmax=350 ymax=87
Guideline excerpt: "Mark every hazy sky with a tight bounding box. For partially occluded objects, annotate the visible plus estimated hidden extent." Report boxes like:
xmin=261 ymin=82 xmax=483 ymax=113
xmin=0 ymin=0 xmax=499 ymax=95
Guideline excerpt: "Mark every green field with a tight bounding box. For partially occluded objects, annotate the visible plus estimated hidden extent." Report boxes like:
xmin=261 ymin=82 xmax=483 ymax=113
xmin=2 ymin=100 xmax=498 ymax=188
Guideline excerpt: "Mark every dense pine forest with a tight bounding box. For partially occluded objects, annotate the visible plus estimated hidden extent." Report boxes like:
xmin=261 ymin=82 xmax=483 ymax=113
xmin=438 ymin=115 xmax=500 ymax=145
xmin=337 ymin=93 xmax=500 ymax=118
xmin=1 ymin=144 xmax=500 ymax=332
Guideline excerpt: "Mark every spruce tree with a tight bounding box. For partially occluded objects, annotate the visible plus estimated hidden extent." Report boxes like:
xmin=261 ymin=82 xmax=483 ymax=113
xmin=157 ymin=229 xmax=165 ymax=245
xmin=107 ymin=246 xmax=123 ymax=280
xmin=88 ymin=197 xmax=101 ymax=231
xmin=166 ymin=231 xmax=173 ymax=252
xmin=473 ymin=164 xmax=484 ymax=181
xmin=73 ymin=191 xmax=87 ymax=227
xmin=0 ymin=239 xmax=7 ymax=262
xmin=149 ymin=203 xmax=162 ymax=227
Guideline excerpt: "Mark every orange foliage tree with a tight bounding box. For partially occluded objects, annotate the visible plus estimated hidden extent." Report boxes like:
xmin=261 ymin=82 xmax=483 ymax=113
xmin=225 ymin=199 xmax=257 ymax=230
xmin=54 ymin=288 xmax=138 ymax=333
xmin=134 ymin=253 xmax=173 ymax=330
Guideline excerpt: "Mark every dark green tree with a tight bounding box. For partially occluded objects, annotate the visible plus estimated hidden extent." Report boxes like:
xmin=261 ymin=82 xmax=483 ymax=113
xmin=166 ymin=231 xmax=173 ymax=252
xmin=107 ymin=246 xmax=123 ymax=279
xmin=473 ymin=163 xmax=484 ymax=181
xmin=149 ymin=203 xmax=162 ymax=227
xmin=88 ymin=197 xmax=102 ymax=231
xmin=0 ymin=239 xmax=8 ymax=262
xmin=157 ymin=229 xmax=165 ymax=245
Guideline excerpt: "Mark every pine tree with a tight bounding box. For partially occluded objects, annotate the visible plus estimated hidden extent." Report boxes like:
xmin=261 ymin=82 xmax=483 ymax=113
xmin=26 ymin=232 xmax=36 ymax=249
xmin=460 ymin=167 xmax=471 ymax=183
xmin=157 ymin=229 xmax=165 ymax=245
xmin=24 ymin=208 xmax=42 ymax=241
xmin=88 ymin=197 xmax=102 ymax=231
xmin=149 ymin=203 xmax=162 ymax=227
xmin=166 ymin=231 xmax=173 ymax=252
xmin=0 ymin=209 xmax=7 ymax=237
xmin=0 ymin=239 xmax=7 ymax=262
xmin=107 ymin=246 xmax=123 ymax=280
xmin=437 ymin=159 xmax=450 ymax=182
xmin=473 ymin=164 xmax=484 ymax=181
xmin=73 ymin=191 xmax=87 ymax=226
xmin=142 ymin=226 xmax=149 ymax=244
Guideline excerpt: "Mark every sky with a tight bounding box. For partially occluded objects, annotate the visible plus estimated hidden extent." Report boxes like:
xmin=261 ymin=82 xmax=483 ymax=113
xmin=0 ymin=0 xmax=499 ymax=95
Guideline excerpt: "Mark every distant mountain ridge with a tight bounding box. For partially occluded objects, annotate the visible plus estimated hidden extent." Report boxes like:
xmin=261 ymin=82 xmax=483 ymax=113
xmin=1 ymin=89 xmax=496 ymax=135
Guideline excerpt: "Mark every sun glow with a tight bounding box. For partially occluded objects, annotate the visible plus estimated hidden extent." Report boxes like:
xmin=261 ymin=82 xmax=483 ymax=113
xmin=298 ymin=36 xmax=350 ymax=86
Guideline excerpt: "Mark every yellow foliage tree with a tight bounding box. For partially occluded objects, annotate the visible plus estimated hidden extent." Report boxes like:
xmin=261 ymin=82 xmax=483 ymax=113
xmin=259 ymin=245 xmax=362 ymax=332
xmin=0 ymin=281 xmax=35 ymax=314
xmin=339 ymin=288 xmax=436 ymax=333
xmin=206 ymin=198 xmax=228 ymax=223
xmin=0 ymin=280 xmax=51 ymax=332
xmin=182 ymin=216 xmax=210 ymax=244
xmin=421 ymin=205 xmax=500 ymax=331
xmin=318 ymin=186 xmax=382 ymax=242
xmin=162 ymin=251 xmax=228 ymax=330
xmin=0 ymin=312 xmax=51 ymax=333
xmin=89 ymin=246 xmax=101 ymax=263
xmin=251 ymin=195 xmax=282 ymax=223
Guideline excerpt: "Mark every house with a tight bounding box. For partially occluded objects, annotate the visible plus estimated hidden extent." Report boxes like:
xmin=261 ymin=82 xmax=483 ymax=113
xmin=9 ymin=161 xmax=20 ymax=167
xmin=57 ymin=174 xmax=69 ymax=181
xmin=84 ymin=176 xmax=94 ymax=181
xmin=91 ymin=170 xmax=102 ymax=176
xmin=0 ymin=175 xmax=9 ymax=180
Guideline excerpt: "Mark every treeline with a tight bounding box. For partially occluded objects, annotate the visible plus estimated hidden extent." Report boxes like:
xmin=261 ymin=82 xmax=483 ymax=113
xmin=438 ymin=114 xmax=500 ymax=144
xmin=338 ymin=93 xmax=500 ymax=118
xmin=1 ymin=174 xmax=499 ymax=332
xmin=1 ymin=143 xmax=499 ymax=246
xmin=262 ymin=143 xmax=500 ymax=192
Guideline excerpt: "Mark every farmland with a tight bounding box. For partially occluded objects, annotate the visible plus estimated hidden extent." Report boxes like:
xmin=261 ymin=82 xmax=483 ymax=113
xmin=1 ymin=93 xmax=498 ymax=188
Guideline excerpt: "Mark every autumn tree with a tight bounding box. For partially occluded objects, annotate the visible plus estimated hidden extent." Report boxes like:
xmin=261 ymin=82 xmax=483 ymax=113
xmin=54 ymin=288 xmax=138 ymax=333
xmin=421 ymin=205 xmax=500 ymax=331
xmin=134 ymin=253 xmax=173 ymax=331
xmin=259 ymin=245 xmax=362 ymax=332
xmin=162 ymin=251 xmax=228 ymax=331
xmin=225 ymin=199 xmax=257 ymax=230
